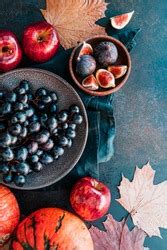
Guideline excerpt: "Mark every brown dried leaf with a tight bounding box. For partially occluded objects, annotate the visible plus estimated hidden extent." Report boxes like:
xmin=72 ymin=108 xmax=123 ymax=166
xmin=89 ymin=214 xmax=146 ymax=250
xmin=41 ymin=0 xmax=107 ymax=49
xmin=117 ymin=162 xmax=167 ymax=238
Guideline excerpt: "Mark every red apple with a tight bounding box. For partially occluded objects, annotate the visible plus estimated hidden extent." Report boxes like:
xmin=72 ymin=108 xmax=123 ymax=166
xmin=70 ymin=177 xmax=111 ymax=221
xmin=0 ymin=31 xmax=22 ymax=72
xmin=22 ymin=21 xmax=59 ymax=63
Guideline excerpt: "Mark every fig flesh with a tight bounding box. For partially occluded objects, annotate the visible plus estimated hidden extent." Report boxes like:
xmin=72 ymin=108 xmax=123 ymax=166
xmin=107 ymin=65 xmax=128 ymax=79
xmin=78 ymin=41 xmax=93 ymax=59
xmin=82 ymin=74 xmax=99 ymax=90
xmin=94 ymin=41 xmax=118 ymax=67
xmin=76 ymin=55 xmax=96 ymax=77
xmin=96 ymin=69 xmax=115 ymax=89
xmin=110 ymin=11 xmax=134 ymax=29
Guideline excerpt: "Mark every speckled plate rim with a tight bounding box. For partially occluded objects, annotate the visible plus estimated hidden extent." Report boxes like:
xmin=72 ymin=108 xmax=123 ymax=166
xmin=0 ymin=68 xmax=88 ymax=190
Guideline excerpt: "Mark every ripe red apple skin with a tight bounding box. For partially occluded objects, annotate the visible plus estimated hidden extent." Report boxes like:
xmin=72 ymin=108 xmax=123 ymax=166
xmin=70 ymin=177 xmax=111 ymax=221
xmin=22 ymin=21 xmax=60 ymax=63
xmin=0 ymin=31 xmax=22 ymax=72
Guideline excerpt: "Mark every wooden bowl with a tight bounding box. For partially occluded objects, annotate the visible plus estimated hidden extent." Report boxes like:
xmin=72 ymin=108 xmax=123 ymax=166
xmin=69 ymin=35 xmax=131 ymax=96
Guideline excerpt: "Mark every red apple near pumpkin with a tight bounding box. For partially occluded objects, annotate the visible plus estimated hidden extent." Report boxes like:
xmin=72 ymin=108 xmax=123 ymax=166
xmin=22 ymin=21 xmax=60 ymax=63
xmin=70 ymin=177 xmax=111 ymax=221
xmin=0 ymin=185 xmax=20 ymax=246
xmin=0 ymin=31 xmax=22 ymax=72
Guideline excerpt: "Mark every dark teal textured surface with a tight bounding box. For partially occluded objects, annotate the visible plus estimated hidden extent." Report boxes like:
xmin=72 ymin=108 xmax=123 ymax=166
xmin=0 ymin=0 xmax=138 ymax=180
xmin=1 ymin=1 xmax=167 ymax=249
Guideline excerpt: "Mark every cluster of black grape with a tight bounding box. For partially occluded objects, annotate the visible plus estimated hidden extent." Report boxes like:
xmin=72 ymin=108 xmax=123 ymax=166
xmin=0 ymin=80 xmax=83 ymax=186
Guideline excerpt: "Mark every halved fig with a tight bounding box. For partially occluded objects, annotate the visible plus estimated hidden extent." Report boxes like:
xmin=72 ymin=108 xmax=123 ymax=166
xmin=96 ymin=69 xmax=115 ymax=89
xmin=82 ymin=74 xmax=99 ymax=90
xmin=110 ymin=11 xmax=134 ymax=30
xmin=107 ymin=65 xmax=128 ymax=79
xmin=78 ymin=41 xmax=93 ymax=58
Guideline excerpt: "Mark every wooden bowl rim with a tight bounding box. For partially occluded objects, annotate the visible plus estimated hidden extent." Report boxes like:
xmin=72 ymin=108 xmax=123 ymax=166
xmin=69 ymin=35 xmax=131 ymax=96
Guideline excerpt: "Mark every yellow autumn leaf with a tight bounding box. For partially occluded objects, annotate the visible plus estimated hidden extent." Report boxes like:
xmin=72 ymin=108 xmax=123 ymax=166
xmin=41 ymin=0 xmax=107 ymax=49
xmin=117 ymin=162 xmax=167 ymax=238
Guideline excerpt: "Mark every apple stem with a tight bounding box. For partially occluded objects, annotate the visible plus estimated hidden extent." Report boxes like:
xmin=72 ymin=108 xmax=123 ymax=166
xmin=2 ymin=46 xmax=13 ymax=54
xmin=2 ymin=47 xmax=8 ymax=53
xmin=37 ymin=36 xmax=44 ymax=42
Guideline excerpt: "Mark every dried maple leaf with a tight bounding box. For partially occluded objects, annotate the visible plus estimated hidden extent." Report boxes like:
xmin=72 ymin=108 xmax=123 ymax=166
xmin=41 ymin=0 xmax=107 ymax=49
xmin=117 ymin=162 xmax=167 ymax=238
xmin=89 ymin=214 xmax=146 ymax=250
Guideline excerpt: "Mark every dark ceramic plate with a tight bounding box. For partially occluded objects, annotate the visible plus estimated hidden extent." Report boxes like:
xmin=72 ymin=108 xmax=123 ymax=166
xmin=69 ymin=35 xmax=131 ymax=96
xmin=0 ymin=68 xmax=88 ymax=190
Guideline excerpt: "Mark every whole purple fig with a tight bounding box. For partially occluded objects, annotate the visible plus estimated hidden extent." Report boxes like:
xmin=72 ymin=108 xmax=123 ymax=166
xmin=76 ymin=55 xmax=96 ymax=77
xmin=94 ymin=41 xmax=118 ymax=67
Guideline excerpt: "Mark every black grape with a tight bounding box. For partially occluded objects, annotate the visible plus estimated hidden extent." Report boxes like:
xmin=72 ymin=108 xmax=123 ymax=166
xmin=0 ymin=81 xmax=83 ymax=186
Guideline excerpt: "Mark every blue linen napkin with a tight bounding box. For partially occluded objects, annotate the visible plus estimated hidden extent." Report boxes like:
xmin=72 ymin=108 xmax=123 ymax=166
xmin=0 ymin=0 xmax=140 ymax=183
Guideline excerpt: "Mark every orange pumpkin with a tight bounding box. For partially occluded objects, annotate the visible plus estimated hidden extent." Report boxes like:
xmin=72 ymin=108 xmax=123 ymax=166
xmin=12 ymin=207 xmax=94 ymax=250
xmin=0 ymin=185 xmax=20 ymax=246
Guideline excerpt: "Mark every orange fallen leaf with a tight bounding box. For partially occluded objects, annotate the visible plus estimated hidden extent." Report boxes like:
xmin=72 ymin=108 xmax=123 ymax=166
xmin=117 ymin=162 xmax=167 ymax=238
xmin=89 ymin=214 xmax=146 ymax=250
xmin=41 ymin=0 xmax=107 ymax=49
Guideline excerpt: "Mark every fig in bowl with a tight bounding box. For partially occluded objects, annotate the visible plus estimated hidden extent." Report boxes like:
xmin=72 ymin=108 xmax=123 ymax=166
xmin=76 ymin=55 xmax=96 ymax=77
xmin=78 ymin=41 xmax=93 ymax=58
xmin=94 ymin=41 xmax=118 ymax=67
xmin=107 ymin=65 xmax=128 ymax=79
xmin=96 ymin=69 xmax=115 ymax=88
xmin=69 ymin=35 xmax=131 ymax=96
xmin=82 ymin=74 xmax=99 ymax=90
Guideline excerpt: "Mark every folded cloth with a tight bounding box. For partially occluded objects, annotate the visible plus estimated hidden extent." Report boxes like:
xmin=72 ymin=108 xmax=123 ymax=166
xmin=0 ymin=0 xmax=140 ymax=186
